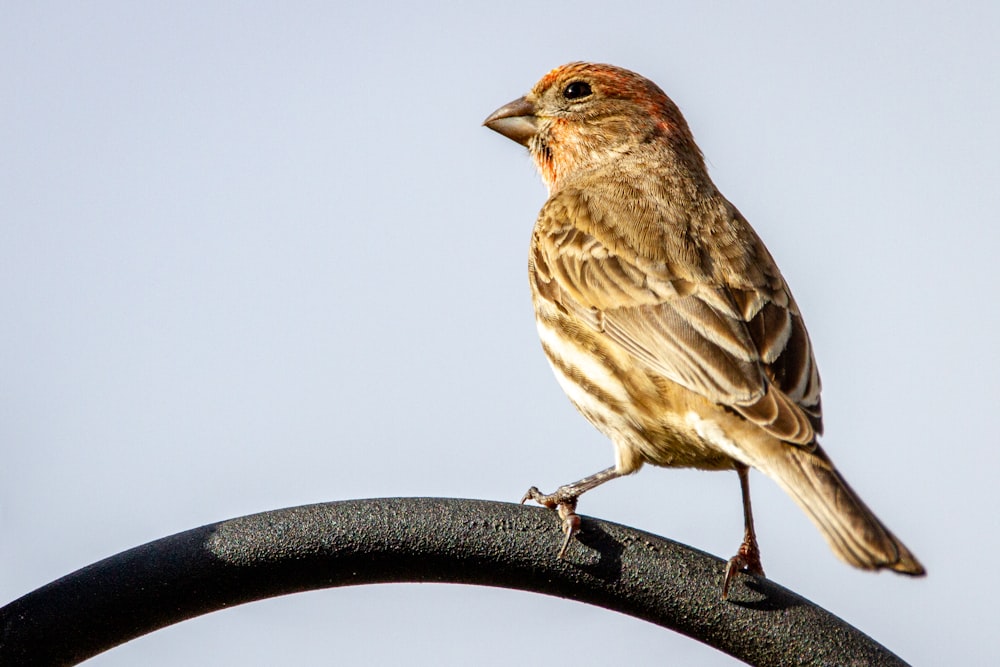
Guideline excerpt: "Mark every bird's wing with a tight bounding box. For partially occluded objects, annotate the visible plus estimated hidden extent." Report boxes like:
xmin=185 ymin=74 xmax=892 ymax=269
xmin=532 ymin=189 xmax=822 ymax=445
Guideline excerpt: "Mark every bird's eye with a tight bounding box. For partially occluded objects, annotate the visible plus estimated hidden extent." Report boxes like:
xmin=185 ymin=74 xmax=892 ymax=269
xmin=563 ymin=81 xmax=592 ymax=100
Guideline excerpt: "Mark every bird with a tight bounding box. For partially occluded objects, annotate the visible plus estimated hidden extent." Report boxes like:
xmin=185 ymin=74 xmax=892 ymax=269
xmin=483 ymin=62 xmax=924 ymax=598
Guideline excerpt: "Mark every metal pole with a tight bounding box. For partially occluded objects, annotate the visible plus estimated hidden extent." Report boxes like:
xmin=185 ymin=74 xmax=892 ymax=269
xmin=0 ymin=497 xmax=909 ymax=666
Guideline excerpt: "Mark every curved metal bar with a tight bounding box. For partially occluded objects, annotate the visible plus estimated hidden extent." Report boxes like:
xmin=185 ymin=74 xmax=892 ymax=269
xmin=0 ymin=498 xmax=908 ymax=666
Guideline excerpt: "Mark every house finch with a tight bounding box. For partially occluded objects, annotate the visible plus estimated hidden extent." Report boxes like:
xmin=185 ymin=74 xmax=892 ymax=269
xmin=484 ymin=62 xmax=924 ymax=597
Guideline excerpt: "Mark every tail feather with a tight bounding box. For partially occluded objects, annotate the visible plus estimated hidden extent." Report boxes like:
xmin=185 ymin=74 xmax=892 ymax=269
xmin=767 ymin=445 xmax=925 ymax=575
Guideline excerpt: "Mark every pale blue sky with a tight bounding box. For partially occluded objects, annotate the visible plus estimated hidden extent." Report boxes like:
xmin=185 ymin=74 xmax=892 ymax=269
xmin=3 ymin=3 xmax=998 ymax=664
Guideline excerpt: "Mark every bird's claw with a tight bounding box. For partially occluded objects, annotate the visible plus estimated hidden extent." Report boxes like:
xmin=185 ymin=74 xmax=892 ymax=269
xmin=555 ymin=504 xmax=581 ymax=558
xmin=721 ymin=540 xmax=765 ymax=600
xmin=520 ymin=486 xmax=555 ymax=508
xmin=522 ymin=485 xmax=582 ymax=558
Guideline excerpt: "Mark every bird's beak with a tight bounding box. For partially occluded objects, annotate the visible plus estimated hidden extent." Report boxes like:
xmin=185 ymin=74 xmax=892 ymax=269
xmin=483 ymin=96 xmax=538 ymax=146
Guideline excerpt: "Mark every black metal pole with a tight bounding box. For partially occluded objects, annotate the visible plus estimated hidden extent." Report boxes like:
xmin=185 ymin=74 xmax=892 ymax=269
xmin=0 ymin=498 xmax=909 ymax=666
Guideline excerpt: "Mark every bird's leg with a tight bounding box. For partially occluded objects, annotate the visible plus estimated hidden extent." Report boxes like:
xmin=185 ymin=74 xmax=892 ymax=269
xmin=521 ymin=466 xmax=621 ymax=558
xmin=722 ymin=462 xmax=766 ymax=599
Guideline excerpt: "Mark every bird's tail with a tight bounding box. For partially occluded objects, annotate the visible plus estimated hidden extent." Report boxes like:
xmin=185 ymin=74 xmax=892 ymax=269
xmin=764 ymin=444 xmax=925 ymax=575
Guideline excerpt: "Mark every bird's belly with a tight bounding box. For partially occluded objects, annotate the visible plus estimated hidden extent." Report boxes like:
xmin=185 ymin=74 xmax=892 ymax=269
xmin=535 ymin=313 xmax=736 ymax=473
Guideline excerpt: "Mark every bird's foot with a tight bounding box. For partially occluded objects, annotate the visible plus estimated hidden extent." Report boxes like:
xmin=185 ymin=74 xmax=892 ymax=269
xmin=722 ymin=538 xmax=765 ymax=600
xmin=521 ymin=486 xmax=582 ymax=559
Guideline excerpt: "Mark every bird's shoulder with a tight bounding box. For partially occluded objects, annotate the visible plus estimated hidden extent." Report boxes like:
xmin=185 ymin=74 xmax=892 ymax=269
xmin=533 ymin=178 xmax=790 ymax=298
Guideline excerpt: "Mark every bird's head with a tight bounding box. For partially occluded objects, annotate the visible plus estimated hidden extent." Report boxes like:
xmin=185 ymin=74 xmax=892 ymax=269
xmin=484 ymin=62 xmax=703 ymax=191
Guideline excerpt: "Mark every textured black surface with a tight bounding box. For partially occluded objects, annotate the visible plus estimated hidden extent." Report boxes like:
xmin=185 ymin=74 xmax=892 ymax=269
xmin=0 ymin=498 xmax=909 ymax=666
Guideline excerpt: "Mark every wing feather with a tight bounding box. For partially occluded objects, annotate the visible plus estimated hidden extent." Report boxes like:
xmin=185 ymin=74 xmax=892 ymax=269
xmin=532 ymin=188 xmax=823 ymax=444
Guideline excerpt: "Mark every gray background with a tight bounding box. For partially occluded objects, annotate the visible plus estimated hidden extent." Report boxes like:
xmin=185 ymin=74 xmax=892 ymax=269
xmin=3 ymin=3 xmax=996 ymax=665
